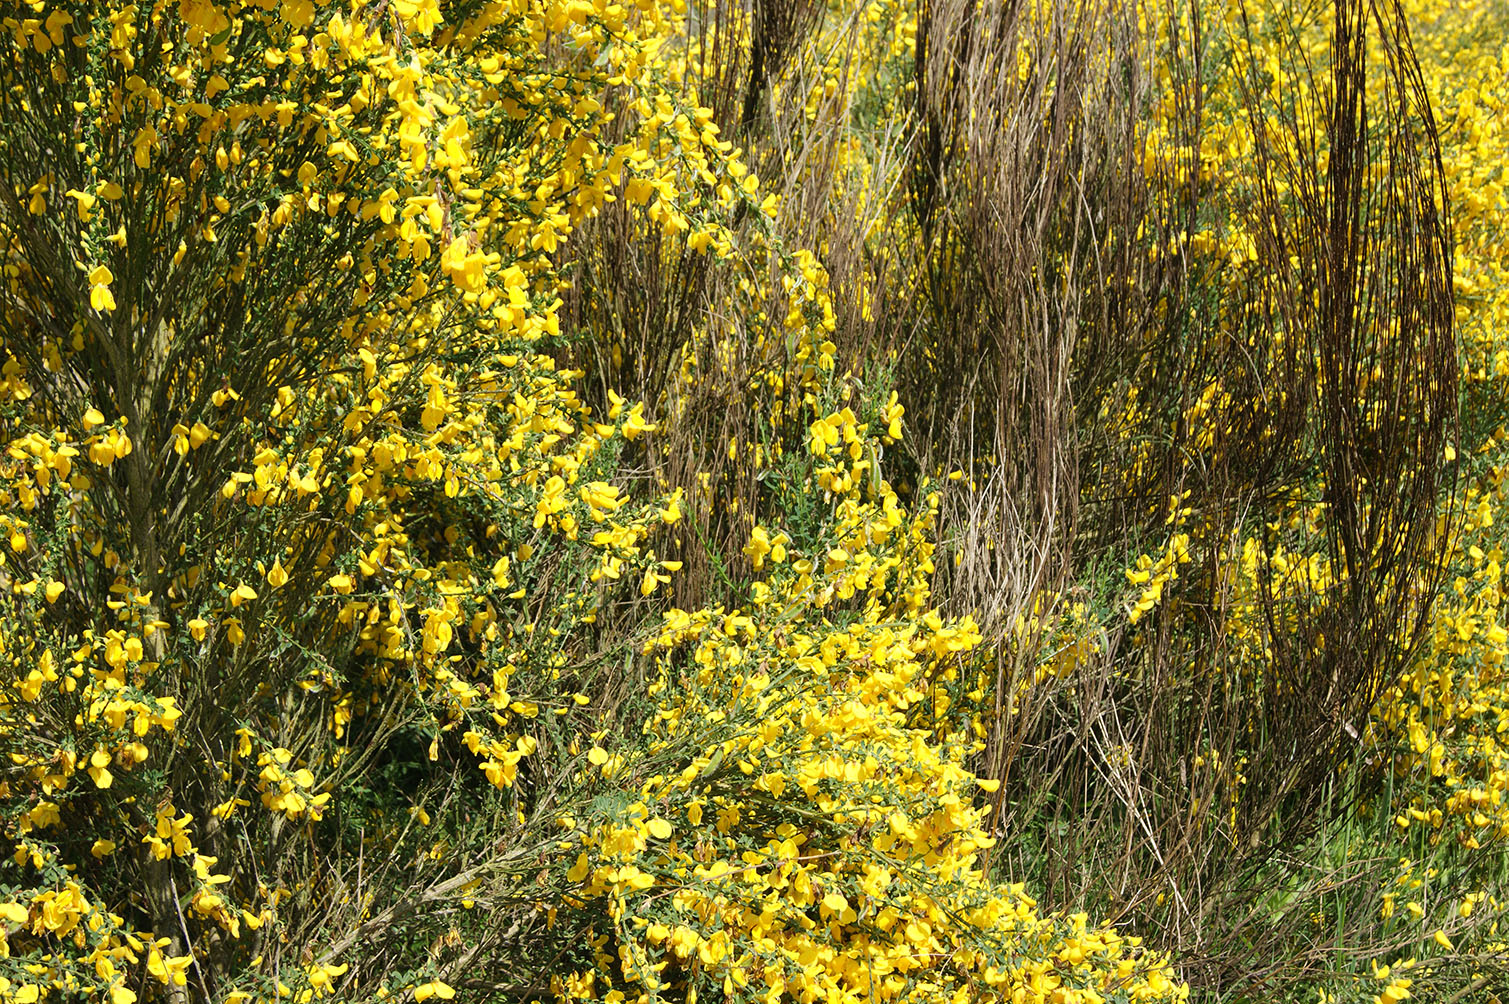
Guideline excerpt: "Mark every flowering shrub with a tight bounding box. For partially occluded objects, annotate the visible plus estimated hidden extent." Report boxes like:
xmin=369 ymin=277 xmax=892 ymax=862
xmin=0 ymin=0 xmax=748 ymax=997
xmin=1 ymin=0 xmax=1507 ymax=999
xmin=556 ymin=393 xmax=1183 ymax=1004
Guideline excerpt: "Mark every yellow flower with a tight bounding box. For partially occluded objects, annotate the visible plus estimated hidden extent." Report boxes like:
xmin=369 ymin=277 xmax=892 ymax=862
xmin=65 ymin=188 xmax=96 ymax=221
xmin=88 ymin=264 xmax=116 ymax=311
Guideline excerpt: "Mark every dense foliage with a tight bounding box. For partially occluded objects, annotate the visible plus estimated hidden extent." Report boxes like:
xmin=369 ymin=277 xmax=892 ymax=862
xmin=0 ymin=0 xmax=1506 ymax=1001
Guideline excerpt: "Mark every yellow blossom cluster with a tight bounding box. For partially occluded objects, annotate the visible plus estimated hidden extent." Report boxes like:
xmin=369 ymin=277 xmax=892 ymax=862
xmin=553 ymin=415 xmax=1186 ymax=1004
